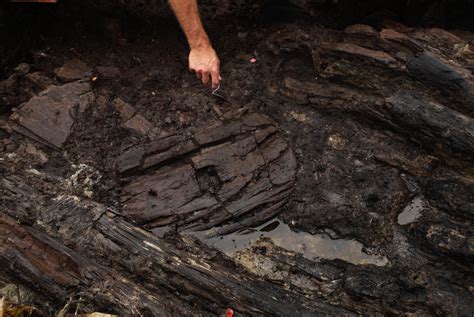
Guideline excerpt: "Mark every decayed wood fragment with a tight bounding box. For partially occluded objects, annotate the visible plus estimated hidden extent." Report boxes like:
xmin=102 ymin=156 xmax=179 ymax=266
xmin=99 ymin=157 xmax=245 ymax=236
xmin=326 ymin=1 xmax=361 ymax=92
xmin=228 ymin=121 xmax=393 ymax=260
xmin=54 ymin=59 xmax=92 ymax=82
xmin=274 ymin=24 xmax=474 ymax=161
xmin=118 ymin=113 xmax=297 ymax=236
xmin=10 ymin=82 xmax=94 ymax=149
xmin=0 ymin=213 xmax=192 ymax=316
xmin=385 ymin=92 xmax=474 ymax=159
xmin=282 ymin=75 xmax=474 ymax=160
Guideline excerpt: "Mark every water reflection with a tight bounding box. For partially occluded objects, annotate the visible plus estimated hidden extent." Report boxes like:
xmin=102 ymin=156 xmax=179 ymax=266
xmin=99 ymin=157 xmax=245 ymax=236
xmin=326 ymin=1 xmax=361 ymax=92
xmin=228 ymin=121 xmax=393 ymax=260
xmin=190 ymin=219 xmax=389 ymax=267
xmin=398 ymin=197 xmax=425 ymax=225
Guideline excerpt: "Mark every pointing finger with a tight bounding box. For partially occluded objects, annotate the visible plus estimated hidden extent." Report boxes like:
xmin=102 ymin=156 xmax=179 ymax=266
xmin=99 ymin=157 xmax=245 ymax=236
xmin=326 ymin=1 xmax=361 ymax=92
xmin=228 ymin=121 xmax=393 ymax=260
xmin=201 ymin=71 xmax=210 ymax=85
xmin=211 ymin=67 xmax=220 ymax=89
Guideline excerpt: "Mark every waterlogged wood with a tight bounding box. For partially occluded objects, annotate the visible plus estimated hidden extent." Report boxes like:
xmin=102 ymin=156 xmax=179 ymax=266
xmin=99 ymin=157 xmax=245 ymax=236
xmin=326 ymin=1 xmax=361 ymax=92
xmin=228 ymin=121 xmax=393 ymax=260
xmin=119 ymin=113 xmax=297 ymax=236
xmin=281 ymin=77 xmax=474 ymax=159
xmin=275 ymin=24 xmax=474 ymax=161
xmin=10 ymin=82 xmax=93 ymax=149
xmin=385 ymin=92 xmax=474 ymax=159
xmin=1 ymin=195 xmax=351 ymax=316
xmin=0 ymin=213 xmax=182 ymax=316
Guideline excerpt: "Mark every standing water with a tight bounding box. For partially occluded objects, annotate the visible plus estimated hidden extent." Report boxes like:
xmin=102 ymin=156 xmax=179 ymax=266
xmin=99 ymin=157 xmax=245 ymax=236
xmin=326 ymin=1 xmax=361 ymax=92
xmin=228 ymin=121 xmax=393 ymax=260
xmin=189 ymin=219 xmax=389 ymax=267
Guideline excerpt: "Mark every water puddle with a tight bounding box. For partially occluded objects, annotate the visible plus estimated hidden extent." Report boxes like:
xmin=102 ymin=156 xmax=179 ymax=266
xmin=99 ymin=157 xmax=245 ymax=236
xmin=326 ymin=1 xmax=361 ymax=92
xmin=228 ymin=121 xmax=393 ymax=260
xmin=398 ymin=197 xmax=426 ymax=225
xmin=189 ymin=219 xmax=389 ymax=267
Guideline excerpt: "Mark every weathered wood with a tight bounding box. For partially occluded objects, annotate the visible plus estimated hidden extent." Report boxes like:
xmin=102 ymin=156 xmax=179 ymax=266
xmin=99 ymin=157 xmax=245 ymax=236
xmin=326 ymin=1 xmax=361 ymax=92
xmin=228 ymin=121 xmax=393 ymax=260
xmin=408 ymin=52 xmax=474 ymax=95
xmin=118 ymin=113 xmax=298 ymax=236
xmin=281 ymin=75 xmax=474 ymax=160
xmin=10 ymin=82 xmax=94 ymax=149
xmin=233 ymin=238 xmax=474 ymax=316
xmin=54 ymin=59 xmax=92 ymax=83
xmin=274 ymin=25 xmax=474 ymax=161
xmin=423 ymin=178 xmax=474 ymax=221
xmin=385 ymin=92 xmax=474 ymax=159
xmin=1 ymin=193 xmax=351 ymax=316
xmin=0 ymin=213 xmax=187 ymax=316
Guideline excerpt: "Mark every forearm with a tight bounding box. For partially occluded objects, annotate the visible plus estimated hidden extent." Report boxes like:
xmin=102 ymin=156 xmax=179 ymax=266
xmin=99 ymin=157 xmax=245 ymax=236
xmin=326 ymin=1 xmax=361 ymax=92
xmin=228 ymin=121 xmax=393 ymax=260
xmin=169 ymin=0 xmax=220 ymax=87
xmin=169 ymin=0 xmax=211 ymax=49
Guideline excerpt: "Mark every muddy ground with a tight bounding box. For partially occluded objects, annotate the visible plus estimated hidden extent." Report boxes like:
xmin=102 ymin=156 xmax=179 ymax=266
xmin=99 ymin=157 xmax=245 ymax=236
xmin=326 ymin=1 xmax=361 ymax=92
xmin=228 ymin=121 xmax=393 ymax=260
xmin=1 ymin=1 xmax=473 ymax=316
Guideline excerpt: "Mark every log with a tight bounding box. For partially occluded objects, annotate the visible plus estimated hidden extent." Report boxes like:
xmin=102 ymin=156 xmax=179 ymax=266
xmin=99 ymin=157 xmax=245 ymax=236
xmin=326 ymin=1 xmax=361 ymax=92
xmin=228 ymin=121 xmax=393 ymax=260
xmin=0 ymin=213 xmax=183 ymax=316
xmin=1 ymin=193 xmax=351 ymax=316
xmin=273 ymin=24 xmax=474 ymax=161
xmin=233 ymin=239 xmax=474 ymax=316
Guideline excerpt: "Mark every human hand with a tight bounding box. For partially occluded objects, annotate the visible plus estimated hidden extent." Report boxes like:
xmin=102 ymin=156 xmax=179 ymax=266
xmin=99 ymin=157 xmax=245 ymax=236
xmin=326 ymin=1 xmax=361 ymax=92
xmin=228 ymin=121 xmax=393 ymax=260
xmin=189 ymin=45 xmax=221 ymax=88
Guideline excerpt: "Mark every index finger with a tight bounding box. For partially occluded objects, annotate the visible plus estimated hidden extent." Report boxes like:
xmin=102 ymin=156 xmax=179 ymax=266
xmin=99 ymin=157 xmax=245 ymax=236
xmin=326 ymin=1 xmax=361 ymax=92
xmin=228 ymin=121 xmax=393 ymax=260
xmin=211 ymin=67 xmax=220 ymax=89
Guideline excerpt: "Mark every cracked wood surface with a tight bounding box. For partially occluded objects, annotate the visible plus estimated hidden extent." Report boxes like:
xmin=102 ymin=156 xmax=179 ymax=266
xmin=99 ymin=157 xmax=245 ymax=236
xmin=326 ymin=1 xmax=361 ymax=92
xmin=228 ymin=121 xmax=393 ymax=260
xmin=1 ymin=194 xmax=350 ymax=316
xmin=9 ymin=82 xmax=94 ymax=149
xmin=118 ymin=113 xmax=297 ymax=236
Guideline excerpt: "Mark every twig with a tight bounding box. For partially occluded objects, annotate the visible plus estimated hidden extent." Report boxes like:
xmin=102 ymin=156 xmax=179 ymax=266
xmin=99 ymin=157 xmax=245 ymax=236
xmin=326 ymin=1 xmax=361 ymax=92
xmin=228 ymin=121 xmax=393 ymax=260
xmin=15 ymin=285 xmax=21 ymax=305
xmin=57 ymin=296 xmax=84 ymax=317
xmin=57 ymin=297 xmax=74 ymax=317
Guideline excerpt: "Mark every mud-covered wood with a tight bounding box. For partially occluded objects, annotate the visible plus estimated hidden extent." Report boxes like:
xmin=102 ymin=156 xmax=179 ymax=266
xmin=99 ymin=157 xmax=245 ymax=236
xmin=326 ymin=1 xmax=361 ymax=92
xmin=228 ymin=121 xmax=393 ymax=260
xmin=276 ymin=24 xmax=474 ymax=161
xmin=282 ymin=77 xmax=474 ymax=160
xmin=0 ymin=213 xmax=180 ymax=316
xmin=0 ymin=193 xmax=349 ymax=316
xmin=10 ymin=82 xmax=94 ymax=149
xmin=118 ymin=113 xmax=297 ymax=236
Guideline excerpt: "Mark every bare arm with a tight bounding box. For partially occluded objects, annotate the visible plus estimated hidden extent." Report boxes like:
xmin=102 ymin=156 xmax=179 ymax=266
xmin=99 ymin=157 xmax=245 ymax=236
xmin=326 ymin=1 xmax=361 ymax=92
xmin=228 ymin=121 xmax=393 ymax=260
xmin=169 ymin=0 xmax=220 ymax=88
